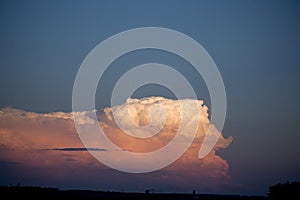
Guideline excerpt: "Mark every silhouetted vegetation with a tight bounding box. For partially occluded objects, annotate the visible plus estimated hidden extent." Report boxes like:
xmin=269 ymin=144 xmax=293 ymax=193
xmin=268 ymin=181 xmax=300 ymax=199
xmin=2 ymin=181 xmax=300 ymax=199
xmin=0 ymin=185 xmax=267 ymax=200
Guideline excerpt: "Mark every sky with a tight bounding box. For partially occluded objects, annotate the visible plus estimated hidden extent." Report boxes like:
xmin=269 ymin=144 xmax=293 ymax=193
xmin=0 ymin=0 xmax=300 ymax=196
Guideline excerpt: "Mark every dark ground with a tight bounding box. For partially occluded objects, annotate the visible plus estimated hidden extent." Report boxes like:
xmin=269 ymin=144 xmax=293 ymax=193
xmin=0 ymin=186 xmax=267 ymax=200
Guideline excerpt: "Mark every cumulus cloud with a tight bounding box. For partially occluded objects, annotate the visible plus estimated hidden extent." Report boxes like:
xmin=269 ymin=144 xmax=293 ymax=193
xmin=102 ymin=97 xmax=209 ymax=139
xmin=0 ymin=97 xmax=232 ymax=192
xmin=99 ymin=97 xmax=231 ymax=154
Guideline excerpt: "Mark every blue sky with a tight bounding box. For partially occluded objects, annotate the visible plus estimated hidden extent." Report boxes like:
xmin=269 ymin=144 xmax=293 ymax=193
xmin=0 ymin=0 xmax=300 ymax=195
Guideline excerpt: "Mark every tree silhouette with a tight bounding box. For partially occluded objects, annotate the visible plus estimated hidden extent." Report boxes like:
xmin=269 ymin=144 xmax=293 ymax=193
xmin=268 ymin=182 xmax=300 ymax=199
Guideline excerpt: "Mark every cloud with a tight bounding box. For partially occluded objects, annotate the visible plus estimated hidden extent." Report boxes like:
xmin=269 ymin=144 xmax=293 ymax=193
xmin=102 ymin=97 xmax=209 ymax=139
xmin=48 ymin=148 xmax=107 ymax=151
xmin=0 ymin=97 xmax=232 ymax=192
xmin=0 ymin=107 xmax=95 ymax=125
xmin=99 ymin=97 xmax=232 ymax=154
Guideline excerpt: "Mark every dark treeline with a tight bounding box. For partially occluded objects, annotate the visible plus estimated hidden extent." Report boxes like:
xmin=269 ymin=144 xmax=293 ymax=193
xmin=0 ymin=186 xmax=265 ymax=200
xmin=268 ymin=182 xmax=300 ymax=199
xmin=1 ymin=181 xmax=299 ymax=200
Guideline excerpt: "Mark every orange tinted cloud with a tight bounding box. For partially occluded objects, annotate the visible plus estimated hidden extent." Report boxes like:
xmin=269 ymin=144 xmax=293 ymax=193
xmin=0 ymin=98 xmax=232 ymax=192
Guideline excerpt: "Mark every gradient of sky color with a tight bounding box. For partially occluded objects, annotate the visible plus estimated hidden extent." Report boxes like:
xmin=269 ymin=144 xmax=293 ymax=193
xmin=0 ymin=0 xmax=300 ymax=195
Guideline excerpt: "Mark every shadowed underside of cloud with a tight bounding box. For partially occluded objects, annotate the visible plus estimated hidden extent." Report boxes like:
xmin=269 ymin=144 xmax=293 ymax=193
xmin=48 ymin=148 xmax=107 ymax=151
xmin=0 ymin=97 xmax=232 ymax=192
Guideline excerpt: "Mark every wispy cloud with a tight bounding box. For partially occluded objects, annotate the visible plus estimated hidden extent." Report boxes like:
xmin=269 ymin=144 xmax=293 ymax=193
xmin=48 ymin=148 xmax=107 ymax=152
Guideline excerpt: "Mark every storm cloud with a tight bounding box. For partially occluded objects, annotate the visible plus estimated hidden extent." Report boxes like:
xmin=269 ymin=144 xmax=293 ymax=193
xmin=0 ymin=97 xmax=232 ymax=192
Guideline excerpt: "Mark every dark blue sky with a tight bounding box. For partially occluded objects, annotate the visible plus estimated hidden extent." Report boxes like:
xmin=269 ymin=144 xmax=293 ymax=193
xmin=0 ymin=0 xmax=300 ymax=195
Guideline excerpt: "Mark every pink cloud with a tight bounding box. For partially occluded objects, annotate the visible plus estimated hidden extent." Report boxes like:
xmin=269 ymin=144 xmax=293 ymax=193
xmin=0 ymin=98 xmax=232 ymax=192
